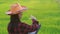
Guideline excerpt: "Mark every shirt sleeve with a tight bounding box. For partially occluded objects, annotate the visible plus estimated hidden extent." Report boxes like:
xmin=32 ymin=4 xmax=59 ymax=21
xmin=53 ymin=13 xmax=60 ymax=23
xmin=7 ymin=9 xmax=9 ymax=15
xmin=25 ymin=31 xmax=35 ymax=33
xmin=24 ymin=19 xmax=40 ymax=32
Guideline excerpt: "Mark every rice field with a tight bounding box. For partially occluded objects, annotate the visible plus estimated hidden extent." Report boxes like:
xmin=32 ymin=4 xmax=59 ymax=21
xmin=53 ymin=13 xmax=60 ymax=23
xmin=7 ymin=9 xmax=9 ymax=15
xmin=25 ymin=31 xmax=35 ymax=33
xmin=0 ymin=0 xmax=60 ymax=34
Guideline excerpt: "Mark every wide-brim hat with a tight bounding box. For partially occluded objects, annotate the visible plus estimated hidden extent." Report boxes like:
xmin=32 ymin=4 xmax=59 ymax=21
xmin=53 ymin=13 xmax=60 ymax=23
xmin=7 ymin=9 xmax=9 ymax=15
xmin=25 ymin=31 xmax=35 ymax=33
xmin=6 ymin=3 xmax=27 ymax=15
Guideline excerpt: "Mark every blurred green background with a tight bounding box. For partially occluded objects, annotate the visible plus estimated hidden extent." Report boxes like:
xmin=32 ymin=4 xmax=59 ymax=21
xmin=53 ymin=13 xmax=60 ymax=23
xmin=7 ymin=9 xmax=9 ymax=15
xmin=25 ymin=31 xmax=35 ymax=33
xmin=0 ymin=0 xmax=60 ymax=34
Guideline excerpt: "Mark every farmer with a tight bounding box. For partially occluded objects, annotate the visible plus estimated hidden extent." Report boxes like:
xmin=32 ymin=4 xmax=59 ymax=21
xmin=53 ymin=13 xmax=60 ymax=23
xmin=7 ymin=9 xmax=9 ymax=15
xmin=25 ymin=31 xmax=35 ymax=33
xmin=6 ymin=3 xmax=41 ymax=34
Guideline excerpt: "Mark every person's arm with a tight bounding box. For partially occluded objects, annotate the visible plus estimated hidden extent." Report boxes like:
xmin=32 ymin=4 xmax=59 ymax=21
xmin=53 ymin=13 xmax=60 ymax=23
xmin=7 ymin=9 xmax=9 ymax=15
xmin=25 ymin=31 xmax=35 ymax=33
xmin=26 ymin=15 xmax=40 ymax=32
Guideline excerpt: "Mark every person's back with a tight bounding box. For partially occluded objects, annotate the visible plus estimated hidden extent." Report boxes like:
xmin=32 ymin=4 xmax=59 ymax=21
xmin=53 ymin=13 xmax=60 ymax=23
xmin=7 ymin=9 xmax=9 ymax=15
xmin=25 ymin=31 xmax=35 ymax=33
xmin=8 ymin=14 xmax=41 ymax=34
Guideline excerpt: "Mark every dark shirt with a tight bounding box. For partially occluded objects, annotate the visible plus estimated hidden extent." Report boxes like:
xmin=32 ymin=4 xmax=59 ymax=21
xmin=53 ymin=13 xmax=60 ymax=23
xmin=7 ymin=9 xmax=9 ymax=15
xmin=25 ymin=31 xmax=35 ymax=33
xmin=8 ymin=19 xmax=40 ymax=34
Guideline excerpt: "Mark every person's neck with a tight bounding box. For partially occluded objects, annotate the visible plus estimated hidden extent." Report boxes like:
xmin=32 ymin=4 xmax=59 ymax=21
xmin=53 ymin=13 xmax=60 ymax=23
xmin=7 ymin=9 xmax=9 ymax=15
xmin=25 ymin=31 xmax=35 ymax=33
xmin=10 ymin=14 xmax=21 ymax=23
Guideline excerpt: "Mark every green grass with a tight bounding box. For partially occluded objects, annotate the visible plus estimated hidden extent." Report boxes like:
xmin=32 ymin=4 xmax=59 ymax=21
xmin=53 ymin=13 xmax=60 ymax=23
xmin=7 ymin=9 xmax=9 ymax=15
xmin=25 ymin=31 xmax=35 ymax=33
xmin=0 ymin=0 xmax=60 ymax=34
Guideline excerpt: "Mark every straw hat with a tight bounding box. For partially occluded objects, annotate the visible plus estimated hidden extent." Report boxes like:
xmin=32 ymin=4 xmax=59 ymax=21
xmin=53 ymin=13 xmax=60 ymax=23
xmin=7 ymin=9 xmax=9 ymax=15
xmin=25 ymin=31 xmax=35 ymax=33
xmin=6 ymin=3 xmax=27 ymax=15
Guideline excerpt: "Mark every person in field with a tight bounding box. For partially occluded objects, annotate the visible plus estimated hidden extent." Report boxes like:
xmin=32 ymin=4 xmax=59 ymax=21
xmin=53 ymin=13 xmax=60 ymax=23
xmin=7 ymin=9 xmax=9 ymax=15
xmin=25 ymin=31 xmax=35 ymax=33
xmin=6 ymin=3 xmax=41 ymax=34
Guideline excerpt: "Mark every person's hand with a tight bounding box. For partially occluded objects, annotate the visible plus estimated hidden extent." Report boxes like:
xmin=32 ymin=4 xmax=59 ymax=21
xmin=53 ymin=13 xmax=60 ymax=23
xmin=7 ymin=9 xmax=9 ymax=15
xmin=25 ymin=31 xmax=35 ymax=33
xmin=30 ymin=15 xmax=37 ymax=20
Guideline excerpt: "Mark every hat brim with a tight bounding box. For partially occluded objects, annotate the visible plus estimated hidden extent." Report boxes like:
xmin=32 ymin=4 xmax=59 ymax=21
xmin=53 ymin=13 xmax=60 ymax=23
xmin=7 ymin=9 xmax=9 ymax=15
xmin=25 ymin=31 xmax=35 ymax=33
xmin=6 ymin=6 xmax=27 ymax=15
